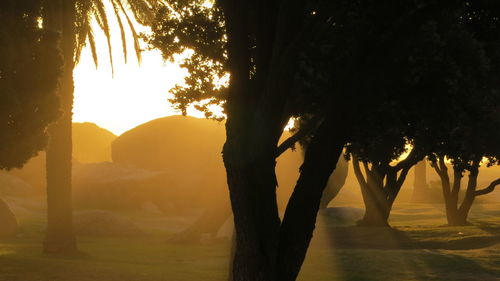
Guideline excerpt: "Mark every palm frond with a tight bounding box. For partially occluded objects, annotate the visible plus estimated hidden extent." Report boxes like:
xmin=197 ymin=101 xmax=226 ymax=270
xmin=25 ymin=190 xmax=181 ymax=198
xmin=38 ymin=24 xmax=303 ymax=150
xmin=87 ymin=29 xmax=99 ymax=68
xmin=116 ymin=0 xmax=142 ymax=63
xmin=73 ymin=0 xmax=161 ymax=69
xmin=92 ymin=0 xmax=114 ymax=74
xmin=110 ymin=0 xmax=128 ymax=63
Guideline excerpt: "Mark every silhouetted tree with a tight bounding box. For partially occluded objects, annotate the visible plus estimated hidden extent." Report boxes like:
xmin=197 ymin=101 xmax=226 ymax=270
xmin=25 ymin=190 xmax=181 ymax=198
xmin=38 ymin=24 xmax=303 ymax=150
xmin=150 ymin=0 xmax=500 ymax=279
xmin=343 ymin=0 xmax=500 ymax=227
xmin=0 ymin=0 xmax=62 ymax=228
xmin=150 ymin=2 xmax=353 ymax=280
xmin=0 ymin=0 xmax=61 ymax=170
xmin=42 ymin=0 xmax=159 ymax=254
xmin=427 ymin=0 xmax=500 ymax=226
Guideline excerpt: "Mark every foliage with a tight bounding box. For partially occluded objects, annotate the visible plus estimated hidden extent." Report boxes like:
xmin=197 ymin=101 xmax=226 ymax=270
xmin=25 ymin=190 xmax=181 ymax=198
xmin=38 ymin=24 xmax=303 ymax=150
xmin=426 ymin=0 xmax=500 ymax=172
xmin=147 ymin=0 xmax=227 ymax=117
xmin=72 ymin=0 xmax=160 ymax=71
xmin=0 ymin=0 xmax=62 ymax=170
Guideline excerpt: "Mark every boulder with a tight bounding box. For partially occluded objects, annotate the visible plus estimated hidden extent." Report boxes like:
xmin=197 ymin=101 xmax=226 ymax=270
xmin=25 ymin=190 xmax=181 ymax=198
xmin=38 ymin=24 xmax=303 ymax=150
xmin=72 ymin=162 xmax=171 ymax=211
xmin=73 ymin=210 xmax=143 ymax=236
xmin=319 ymin=207 xmax=364 ymax=224
xmin=0 ymin=173 xmax=33 ymax=197
xmin=0 ymin=198 xmax=18 ymax=236
xmin=111 ymin=115 xmax=303 ymax=210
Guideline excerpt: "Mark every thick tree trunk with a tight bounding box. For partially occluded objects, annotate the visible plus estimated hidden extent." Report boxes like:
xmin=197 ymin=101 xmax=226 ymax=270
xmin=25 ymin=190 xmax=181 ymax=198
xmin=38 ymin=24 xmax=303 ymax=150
xmin=223 ymin=118 xmax=282 ymax=281
xmin=277 ymin=116 xmax=346 ymax=281
xmin=43 ymin=0 xmax=77 ymax=254
xmin=411 ymin=160 xmax=429 ymax=203
xmin=357 ymin=166 xmax=392 ymax=227
xmin=445 ymin=208 xmax=468 ymax=226
xmin=359 ymin=194 xmax=391 ymax=227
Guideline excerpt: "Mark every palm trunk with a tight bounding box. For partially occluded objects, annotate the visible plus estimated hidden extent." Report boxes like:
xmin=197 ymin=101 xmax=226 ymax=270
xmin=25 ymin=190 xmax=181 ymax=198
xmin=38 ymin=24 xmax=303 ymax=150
xmin=411 ymin=160 xmax=428 ymax=202
xmin=43 ymin=0 xmax=77 ymax=254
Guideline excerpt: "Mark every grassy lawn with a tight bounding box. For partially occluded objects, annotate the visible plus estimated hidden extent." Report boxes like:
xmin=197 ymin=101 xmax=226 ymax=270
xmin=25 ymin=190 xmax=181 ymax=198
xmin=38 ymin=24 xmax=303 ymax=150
xmin=0 ymin=203 xmax=499 ymax=281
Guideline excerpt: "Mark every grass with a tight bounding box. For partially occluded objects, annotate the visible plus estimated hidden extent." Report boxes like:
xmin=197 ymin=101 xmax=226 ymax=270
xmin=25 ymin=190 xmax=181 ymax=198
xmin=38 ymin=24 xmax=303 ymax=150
xmin=1 ymin=203 xmax=500 ymax=281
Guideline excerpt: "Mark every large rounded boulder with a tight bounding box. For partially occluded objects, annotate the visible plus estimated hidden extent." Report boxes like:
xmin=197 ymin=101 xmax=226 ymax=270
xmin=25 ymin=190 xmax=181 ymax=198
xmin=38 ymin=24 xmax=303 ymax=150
xmin=112 ymin=116 xmax=303 ymax=210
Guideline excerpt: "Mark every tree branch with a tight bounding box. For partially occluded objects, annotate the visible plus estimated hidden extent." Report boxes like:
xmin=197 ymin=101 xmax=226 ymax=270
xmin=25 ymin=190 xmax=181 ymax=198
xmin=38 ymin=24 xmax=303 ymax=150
xmin=475 ymin=178 xmax=500 ymax=196
xmin=352 ymin=156 xmax=367 ymax=187
xmin=276 ymin=116 xmax=323 ymax=157
xmin=392 ymin=147 xmax=424 ymax=172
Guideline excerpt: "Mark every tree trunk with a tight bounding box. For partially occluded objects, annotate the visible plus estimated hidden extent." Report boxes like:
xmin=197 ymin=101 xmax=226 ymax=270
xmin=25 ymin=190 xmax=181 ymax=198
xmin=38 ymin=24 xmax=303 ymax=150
xmin=359 ymin=193 xmax=391 ymax=227
xmin=411 ymin=160 xmax=429 ymax=203
xmin=277 ymin=116 xmax=346 ymax=281
xmin=445 ymin=207 xmax=468 ymax=226
xmin=43 ymin=0 xmax=77 ymax=255
xmin=223 ymin=118 xmax=282 ymax=281
xmin=357 ymin=169 xmax=392 ymax=227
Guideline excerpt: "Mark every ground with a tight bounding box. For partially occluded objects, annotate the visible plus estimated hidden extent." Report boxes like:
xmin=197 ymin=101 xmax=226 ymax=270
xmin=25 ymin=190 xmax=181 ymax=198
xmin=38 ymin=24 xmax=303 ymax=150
xmin=0 ymin=203 xmax=499 ymax=281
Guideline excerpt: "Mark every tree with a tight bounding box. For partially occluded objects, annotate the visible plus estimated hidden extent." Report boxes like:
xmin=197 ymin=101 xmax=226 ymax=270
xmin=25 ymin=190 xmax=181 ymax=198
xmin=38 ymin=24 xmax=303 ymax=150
xmin=0 ymin=0 xmax=62 ymax=228
xmin=150 ymin=0 xmax=500 ymax=279
xmin=343 ymin=0 xmax=500 ymax=227
xmin=427 ymin=0 xmax=500 ymax=226
xmin=411 ymin=161 xmax=429 ymax=203
xmin=41 ymin=0 xmax=159 ymax=254
xmin=150 ymin=1 xmax=353 ymax=280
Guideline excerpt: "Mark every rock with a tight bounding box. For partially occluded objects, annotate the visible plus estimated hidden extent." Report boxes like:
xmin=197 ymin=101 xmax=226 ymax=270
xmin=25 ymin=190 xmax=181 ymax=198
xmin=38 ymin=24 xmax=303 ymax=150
xmin=73 ymin=210 xmax=143 ymax=236
xmin=216 ymin=215 xmax=234 ymax=240
xmin=319 ymin=207 xmax=364 ymax=224
xmin=0 ymin=173 xmax=33 ymax=197
xmin=72 ymin=162 xmax=171 ymax=211
xmin=111 ymin=116 xmax=303 ymax=210
xmin=0 ymin=198 xmax=18 ymax=237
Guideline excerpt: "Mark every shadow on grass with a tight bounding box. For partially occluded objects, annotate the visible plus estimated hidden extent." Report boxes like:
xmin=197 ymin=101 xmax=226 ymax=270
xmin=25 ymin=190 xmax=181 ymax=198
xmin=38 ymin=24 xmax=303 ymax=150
xmin=312 ymin=225 xmax=500 ymax=250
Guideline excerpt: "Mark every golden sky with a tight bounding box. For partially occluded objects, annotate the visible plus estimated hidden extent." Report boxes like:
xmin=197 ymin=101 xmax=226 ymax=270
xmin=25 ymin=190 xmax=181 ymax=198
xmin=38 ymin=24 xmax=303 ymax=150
xmin=72 ymin=5 xmax=203 ymax=136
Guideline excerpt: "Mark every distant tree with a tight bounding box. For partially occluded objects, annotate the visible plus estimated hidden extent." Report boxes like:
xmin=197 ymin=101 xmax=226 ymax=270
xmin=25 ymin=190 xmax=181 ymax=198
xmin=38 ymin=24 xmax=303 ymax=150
xmin=0 ymin=0 xmax=62 ymax=230
xmin=411 ymin=161 xmax=430 ymax=203
xmin=42 ymin=0 xmax=159 ymax=254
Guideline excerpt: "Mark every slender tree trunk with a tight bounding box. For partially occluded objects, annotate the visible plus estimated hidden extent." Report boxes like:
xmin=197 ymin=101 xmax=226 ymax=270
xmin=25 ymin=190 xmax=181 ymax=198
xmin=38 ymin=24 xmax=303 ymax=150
xmin=277 ymin=117 xmax=346 ymax=281
xmin=43 ymin=0 xmax=77 ymax=254
xmin=433 ymin=158 xmax=478 ymax=226
xmin=411 ymin=160 xmax=428 ymax=202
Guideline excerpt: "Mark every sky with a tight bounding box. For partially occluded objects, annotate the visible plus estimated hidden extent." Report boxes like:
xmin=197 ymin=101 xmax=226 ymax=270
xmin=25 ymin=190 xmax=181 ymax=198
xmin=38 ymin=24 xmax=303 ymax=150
xmin=72 ymin=5 xmax=198 ymax=136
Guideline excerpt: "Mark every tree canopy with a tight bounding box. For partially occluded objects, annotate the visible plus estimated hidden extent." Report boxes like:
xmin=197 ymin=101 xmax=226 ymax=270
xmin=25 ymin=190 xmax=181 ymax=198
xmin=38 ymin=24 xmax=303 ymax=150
xmin=0 ymin=0 xmax=62 ymax=170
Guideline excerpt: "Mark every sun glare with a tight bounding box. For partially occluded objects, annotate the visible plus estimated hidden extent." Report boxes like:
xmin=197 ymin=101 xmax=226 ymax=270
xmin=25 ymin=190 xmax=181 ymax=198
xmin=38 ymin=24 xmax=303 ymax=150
xmin=72 ymin=3 xmax=201 ymax=136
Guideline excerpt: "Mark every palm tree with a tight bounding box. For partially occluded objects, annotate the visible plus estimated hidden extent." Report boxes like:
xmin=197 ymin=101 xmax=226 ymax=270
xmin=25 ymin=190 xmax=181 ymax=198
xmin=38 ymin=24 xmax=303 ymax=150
xmin=42 ymin=0 xmax=158 ymax=254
